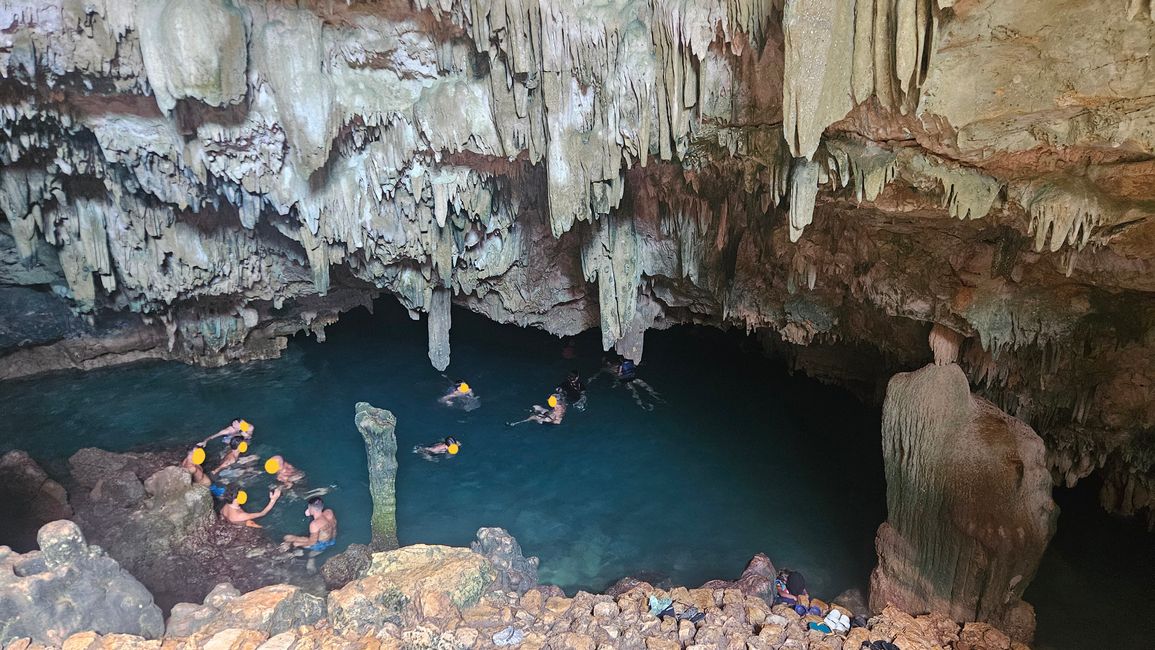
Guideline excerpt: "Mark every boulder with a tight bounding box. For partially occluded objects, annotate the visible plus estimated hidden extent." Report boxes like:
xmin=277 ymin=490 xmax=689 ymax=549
xmin=0 ymin=450 xmax=72 ymax=551
xmin=319 ymin=542 xmax=372 ymax=589
xmin=69 ymin=448 xmax=134 ymax=490
xmin=470 ymin=527 xmax=539 ymax=595
xmin=0 ymin=520 xmax=164 ymax=646
xmin=142 ymin=466 xmax=190 ymax=500
xmin=327 ymin=544 xmax=494 ymax=635
xmin=90 ymin=470 xmax=146 ymax=505
xmin=199 ymin=584 xmax=325 ymax=636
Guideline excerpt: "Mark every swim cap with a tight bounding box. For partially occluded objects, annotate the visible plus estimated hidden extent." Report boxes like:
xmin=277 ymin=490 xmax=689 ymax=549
xmin=458 ymin=382 xmax=470 ymax=394
xmin=237 ymin=441 xmax=249 ymax=453
xmin=547 ymin=395 xmax=558 ymax=408
xmin=447 ymin=443 xmax=460 ymax=455
xmin=236 ymin=490 xmax=248 ymax=505
xmin=264 ymin=457 xmax=282 ymax=474
xmin=191 ymin=447 xmax=206 ymax=465
xmin=238 ymin=420 xmax=253 ymax=433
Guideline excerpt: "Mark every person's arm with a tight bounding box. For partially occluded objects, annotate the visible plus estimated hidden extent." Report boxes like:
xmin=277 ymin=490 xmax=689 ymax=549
xmin=210 ymin=452 xmax=237 ymax=475
xmin=201 ymin=422 xmax=239 ymax=445
xmin=286 ymin=521 xmax=321 ymax=547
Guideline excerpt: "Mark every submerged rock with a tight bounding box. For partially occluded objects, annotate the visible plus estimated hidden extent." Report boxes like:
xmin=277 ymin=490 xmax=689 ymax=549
xmin=0 ymin=520 xmax=164 ymax=646
xmin=470 ymin=527 xmax=539 ymax=595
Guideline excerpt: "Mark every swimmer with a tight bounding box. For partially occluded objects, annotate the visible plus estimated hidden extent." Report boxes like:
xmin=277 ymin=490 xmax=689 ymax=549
xmin=414 ymin=436 xmax=461 ymax=460
xmin=438 ymin=380 xmax=480 ymax=411
xmin=210 ymin=437 xmax=250 ymax=475
xmin=201 ymin=419 xmax=254 ymax=447
xmin=508 ymin=392 xmax=566 ymax=426
xmin=560 ymin=371 xmax=587 ymax=411
xmin=220 ymin=484 xmax=281 ymax=528
xmin=604 ymin=355 xmax=664 ymax=411
xmin=182 ymin=445 xmax=212 ymax=488
xmin=281 ymin=496 xmax=338 ymax=553
xmin=264 ymin=455 xmax=304 ymax=486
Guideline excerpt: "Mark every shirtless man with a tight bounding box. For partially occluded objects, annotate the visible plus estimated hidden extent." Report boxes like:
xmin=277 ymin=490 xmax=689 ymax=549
xmin=201 ymin=419 xmax=254 ymax=447
xmin=508 ymin=393 xmax=566 ymax=426
xmin=264 ymin=455 xmax=304 ymax=486
xmin=438 ymin=381 xmax=480 ymax=411
xmin=182 ymin=446 xmax=212 ymax=487
xmin=282 ymin=497 xmax=337 ymax=553
xmin=220 ymin=485 xmax=281 ymax=528
xmin=210 ymin=437 xmax=248 ymax=475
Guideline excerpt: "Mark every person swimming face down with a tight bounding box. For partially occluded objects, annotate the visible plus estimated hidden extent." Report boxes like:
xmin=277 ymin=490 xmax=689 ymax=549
xmin=264 ymin=454 xmax=304 ymax=485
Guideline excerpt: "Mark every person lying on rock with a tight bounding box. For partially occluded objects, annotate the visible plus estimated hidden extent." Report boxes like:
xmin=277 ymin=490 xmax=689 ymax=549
xmin=201 ymin=419 xmax=254 ymax=447
xmin=773 ymin=569 xmax=810 ymax=607
xmin=264 ymin=455 xmax=304 ymax=486
xmin=414 ymin=436 xmax=461 ymax=460
xmin=281 ymin=496 xmax=337 ymax=553
xmin=439 ymin=380 xmax=480 ymax=411
xmin=507 ymin=392 xmax=566 ymax=426
xmin=220 ymin=484 xmax=281 ymax=528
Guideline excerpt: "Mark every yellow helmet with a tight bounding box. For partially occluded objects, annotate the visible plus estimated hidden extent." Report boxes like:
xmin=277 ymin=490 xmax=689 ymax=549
xmin=447 ymin=443 xmax=460 ymax=455
xmin=191 ymin=447 xmax=206 ymax=465
xmin=264 ymin=457 xmax=282 ymax=474
xmin=238 ymin=420 xmax=253 ymax=433
xmin=237 ymin=441 xmax=249 ymax=454
xmin=458 ymin=382 xmax=471 ymax=394
xmin=236 ymin=490 xmax=248 ymax=505
xmin=547 ymin=395 xmax=558 ymax=408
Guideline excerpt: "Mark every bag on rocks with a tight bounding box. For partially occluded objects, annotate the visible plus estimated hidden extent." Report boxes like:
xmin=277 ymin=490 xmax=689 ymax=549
xmin=493 ymin=626 xmax=524 ymax=646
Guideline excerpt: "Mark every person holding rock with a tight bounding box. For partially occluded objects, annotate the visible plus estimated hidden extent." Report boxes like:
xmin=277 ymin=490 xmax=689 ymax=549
xmin=220 ymin=484 xmax=281 ymax=528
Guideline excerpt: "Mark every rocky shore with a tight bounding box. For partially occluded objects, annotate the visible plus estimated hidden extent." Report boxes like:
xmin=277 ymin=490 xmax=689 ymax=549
xmin=2 ymin=518 xmax=1027 ymax=650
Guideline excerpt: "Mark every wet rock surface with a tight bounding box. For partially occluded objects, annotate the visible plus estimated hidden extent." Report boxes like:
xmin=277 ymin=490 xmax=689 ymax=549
xmin=65 ymin=448 xmax=324 ymax=612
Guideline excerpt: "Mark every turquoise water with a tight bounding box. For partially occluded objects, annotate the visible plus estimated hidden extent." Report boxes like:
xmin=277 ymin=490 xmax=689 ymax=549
xmin=0 ymin=300 xmax=885 ymax=597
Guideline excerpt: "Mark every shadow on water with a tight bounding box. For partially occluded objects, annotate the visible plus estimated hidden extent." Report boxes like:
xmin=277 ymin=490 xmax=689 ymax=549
xmin=1027 ymin=476 xmax=1155 ymax=650
xmin=0 ymin=299 xmax=887 ymax=599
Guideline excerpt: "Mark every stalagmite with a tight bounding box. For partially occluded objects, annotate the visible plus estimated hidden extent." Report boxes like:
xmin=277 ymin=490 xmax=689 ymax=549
xmin=871 ymin=362 xmax=1056 ymax=639
xmin=427 ymin=287 xmax=452 ymax=372
xmin=354 ymin=402 xmax=399 ymax=551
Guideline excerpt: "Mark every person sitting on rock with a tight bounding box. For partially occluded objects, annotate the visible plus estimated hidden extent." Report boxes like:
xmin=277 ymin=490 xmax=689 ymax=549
xmin=182 ymin=445 xmax=212 ymax=488
xmin=281 ymin=496 xmax=337 ymax=553
xmin=264 ymin=455 xmax=304 ymax=486
xmin=774 ymin=569 xmax=810 ymax=607
xmin=438 ymin=380 xmax=479 ymax=411
xmin=508 ymin=393 xmax=566 ymax=426
xmin=201 ymin=419 xmax=254 ymax=447
xmin=220 ymin=484 xmax=281 ymax=528
xmin=414 ymin=436 xmax=461 ymax=460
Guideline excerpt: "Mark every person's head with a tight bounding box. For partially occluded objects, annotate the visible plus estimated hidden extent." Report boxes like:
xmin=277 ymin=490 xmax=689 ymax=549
xmin=237 ymin=420 xmax=254 ymax=437
xmin=224 ymin=485 xmax=248 ymax=507
xmin=306 ymin=497 xmax=324 ymax=517
xmin=445 ymin=437 xmax=460 ymax=455
xmin=264 ymin=455 xmax=284 ymax=475
xmin=189 ymin=445 xmax=206 ymax=466
xmin=455 ymin=380 xmax=471 ymax=395
xmin=567 ymin=371 xmax=579 ymax=381
xmin=445 ymin=436 xmax=459 ymax=446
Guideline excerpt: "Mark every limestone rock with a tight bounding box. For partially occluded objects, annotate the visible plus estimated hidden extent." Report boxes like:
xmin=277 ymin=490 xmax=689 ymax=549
xmin=871 ymin=364 xmax=1057 ymax=625
xmin=0 ymin=520 xmax=164 ymax=646
xmin=320 ymin=542 xmax=373 ymax=590
xmin=470 ymin=527 xmax=539 ymax=595
xmin=0 ymin=451 xmax=71 ymax=551
xmin=354 ymin=402 xmax=399 ymax=551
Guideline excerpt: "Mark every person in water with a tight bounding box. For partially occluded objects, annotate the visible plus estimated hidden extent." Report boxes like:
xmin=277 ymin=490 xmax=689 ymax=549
xmin=439 ymin=380 xmax=479 ymax=410
xmin=210 ymin=437 xmax=250 ymax=475
xmin=414 ymin=436 xmax=461 ymax=458
xmin=602 ymin=355 xmax=664 ymax=411
xmin=182 ymin=445 xmax=212 ymax=488
xmin=201 ymin=419 xmax=254 ymax=447
xmin=508 ymin=392 xmax=566 ymax=426
xmin=264 ymin=455 xmax=304 ymax=486
xmin=773 ymin=569 xmax=810 ymax=607
xmin=282 ymin=496 xmax=338 ymax=553
xmin=560 ymin=371 xmax=587 ymax=411
xmin=220 ymin=484 xmax=281 ymax=528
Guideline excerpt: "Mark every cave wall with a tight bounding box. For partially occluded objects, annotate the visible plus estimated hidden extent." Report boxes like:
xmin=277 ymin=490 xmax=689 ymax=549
xmin=1 ymin=0 xmax=1153 ymax=527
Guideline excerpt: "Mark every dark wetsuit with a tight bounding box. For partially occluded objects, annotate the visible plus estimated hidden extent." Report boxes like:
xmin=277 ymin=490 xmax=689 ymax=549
xmin=618 ymin=360 xmax=637 ymax=382
xmin=562 ymin=376 xmax=586 ymax=402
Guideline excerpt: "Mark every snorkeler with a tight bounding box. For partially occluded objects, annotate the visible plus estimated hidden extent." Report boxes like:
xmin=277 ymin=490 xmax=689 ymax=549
xmin=220 ymin=484 xmax=281 ymax=528
xmin=605 ymin=355 xmax=664 ymax=411
xmin=414 ymin=436 xmax=461 ymax=459
xmin=560 ymin=371 xmax=587 ymax=411
xmin=201 ymin=419 xmax=254 ymax=447
xmin=439 ymin=380 xmax=480 ymax=411
xmin=508 ymin=392 xmax=566 ymax=426
xmin=281 ymin=496 xmax=337 ymax=553
xmin=264 ymin=455 xmax=305 ymax=486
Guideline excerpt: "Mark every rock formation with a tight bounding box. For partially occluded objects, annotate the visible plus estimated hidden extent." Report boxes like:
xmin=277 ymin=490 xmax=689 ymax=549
xmin=470 ymin=527 xmax=541 ymax=596
xmin=0 ymin=520 xmax=164 ymax=646
xmin=354 ymin=401 xmax=400 ymax=550
xmin=870 ymin=351 xmax=1057 ymax=639
xmin=0 ymin=451 xmax=71 ymax=552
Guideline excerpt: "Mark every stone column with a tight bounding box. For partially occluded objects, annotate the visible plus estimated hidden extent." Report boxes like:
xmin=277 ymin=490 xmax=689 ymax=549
xmin=869 ymin=360 xmax=1057 ymax=642
xmin=354 ymin=402 xmax=398 ymax=550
